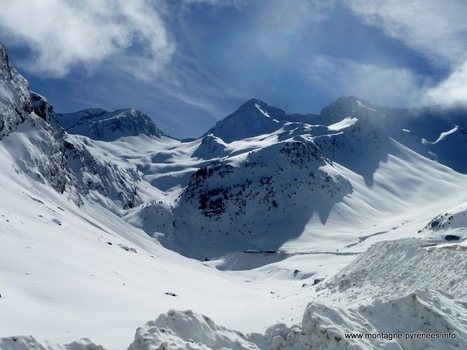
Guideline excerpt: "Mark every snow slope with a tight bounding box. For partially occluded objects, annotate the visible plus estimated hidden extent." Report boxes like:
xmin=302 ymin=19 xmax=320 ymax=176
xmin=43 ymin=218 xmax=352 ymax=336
xmin=0 ymin=154 xmax=276 ymax=348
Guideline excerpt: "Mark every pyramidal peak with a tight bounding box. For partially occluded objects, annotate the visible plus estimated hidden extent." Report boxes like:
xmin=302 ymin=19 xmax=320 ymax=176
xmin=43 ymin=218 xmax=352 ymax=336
xmin=238 ymin=98 xmax=288 ymax=120
xmin=320 ymin=96 xmax=379 ymax=124
xmin=205 ymin=99 xmax=292 ymax=143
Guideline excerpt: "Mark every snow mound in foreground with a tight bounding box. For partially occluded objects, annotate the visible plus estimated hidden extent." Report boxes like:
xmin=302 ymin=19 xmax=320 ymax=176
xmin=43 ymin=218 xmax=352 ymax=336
xmin=320 ymin=239 xmax=467 ymax=304
xmin=0 ymin=336 xmax=103 ymax=350
xmin=5 ymin=290 xmax=467 ymax=350
xmin=128 ymin=290 xmax=467 ymax=350
xmin=6 ymin=240 xmax=467 ymax=349
xmin=298 ymin=290 xmax=467 ymax=350
xmin=127 ymin=309 xmax=260 ymax=350
xmin=127 ymin=239 xmax=467 ymax=349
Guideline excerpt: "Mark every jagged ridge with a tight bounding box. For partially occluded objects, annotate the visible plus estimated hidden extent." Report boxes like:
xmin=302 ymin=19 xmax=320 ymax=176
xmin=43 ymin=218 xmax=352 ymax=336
xmin=57 ymin=108 xmax=165 ymax=141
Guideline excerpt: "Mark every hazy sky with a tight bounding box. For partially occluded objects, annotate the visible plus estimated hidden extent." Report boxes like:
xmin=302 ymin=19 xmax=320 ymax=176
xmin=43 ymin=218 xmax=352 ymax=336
xmin=2 ymin=0 xmax=467 ymax=138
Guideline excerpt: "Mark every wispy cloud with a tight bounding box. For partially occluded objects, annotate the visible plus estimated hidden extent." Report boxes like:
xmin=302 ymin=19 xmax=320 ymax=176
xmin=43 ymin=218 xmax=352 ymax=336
xmin=0 ymin=0 xmax=174 ymax=78
xmin=3 ymin=0 xmax=467 ymax=137
xmin=345 ymin=0 xmax=467 ymax=67
xmin=345 ymin=0 xmax=467 ymax=105
xmin=0 ymin=0 xmax=246 ymax=138
xmin=181 ymin=0 xmax=242 ymax=6
xmin=300 ymin=55 xmax=430 ymax=107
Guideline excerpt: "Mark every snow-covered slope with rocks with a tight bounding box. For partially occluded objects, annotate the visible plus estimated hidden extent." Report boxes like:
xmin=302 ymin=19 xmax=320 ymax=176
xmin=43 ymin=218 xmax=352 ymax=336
xmin=2 ymin=41 xmax=467 ymax=349
xmin=168 ymin=140 xmax=352 ymax=259
xmin=0 ymin=44 xmax=68 ymax=194
xmin=0 ymin=336 xmax=104 ymax=350
xmin=319 ymin=96 xmax=467 ymax=174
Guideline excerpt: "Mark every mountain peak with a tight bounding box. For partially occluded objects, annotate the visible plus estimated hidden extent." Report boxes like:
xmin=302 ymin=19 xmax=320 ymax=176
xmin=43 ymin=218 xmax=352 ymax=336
xmin=205 ymin=99 xmax=289 ymax=143
xmin=238 ymin=98 xmax=287 ymax=118
xmin=320 ymin=96 xmax=378 ymax=124
xmin=57 ymin=108 xmax=165 ymax=141
xmin=334 ymin=96 xmax=374 ymax=107
xmin=238 ymin=98 xmax=267 ymax=109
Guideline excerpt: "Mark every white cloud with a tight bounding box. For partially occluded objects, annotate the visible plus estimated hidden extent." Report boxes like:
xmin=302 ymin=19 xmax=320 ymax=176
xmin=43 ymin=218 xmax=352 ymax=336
xmin=300 ymin=55 xmax=430 ymax=107
xmin=424 ymin=60 xmax=467 ymax=106
xmin=0 ymin=0 xmax=174 ymax=78
xmin=345 ymin=0 xmax=467 ymax=105
xmin=345 ymin=0 xmax=467 ymax=67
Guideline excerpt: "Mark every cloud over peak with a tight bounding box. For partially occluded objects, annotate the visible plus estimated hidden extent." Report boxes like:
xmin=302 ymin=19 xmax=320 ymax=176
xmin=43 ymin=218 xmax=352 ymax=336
xmin=424 ymin=60 xmax=467 ymax=106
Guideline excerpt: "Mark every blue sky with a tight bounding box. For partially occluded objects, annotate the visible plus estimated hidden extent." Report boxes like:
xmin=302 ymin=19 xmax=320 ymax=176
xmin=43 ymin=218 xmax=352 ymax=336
xmin=1 ymin=0 xmax=467 ymax=138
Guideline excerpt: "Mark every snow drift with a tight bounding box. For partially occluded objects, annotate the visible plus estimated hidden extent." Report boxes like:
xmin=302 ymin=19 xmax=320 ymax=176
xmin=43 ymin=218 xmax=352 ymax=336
xmin=126 ymin=289 xmax=467 ymax=350
xmin=5 ymin=289 xmax=467 ymax=349
xmin=0 ymin=336 xmax=104 ymax=350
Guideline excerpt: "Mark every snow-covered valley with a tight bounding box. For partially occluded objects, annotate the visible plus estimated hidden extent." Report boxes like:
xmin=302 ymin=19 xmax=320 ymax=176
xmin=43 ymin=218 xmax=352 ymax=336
xmin=1 ymin=42 xmax=467 ymax=349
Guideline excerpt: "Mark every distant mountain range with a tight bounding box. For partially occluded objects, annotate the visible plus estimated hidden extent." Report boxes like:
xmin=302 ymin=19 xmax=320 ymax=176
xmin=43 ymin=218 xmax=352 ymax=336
xmin=3 ymin=37 xmax=467 ymax=257
xmin=2 ymin=35 xmax=467 ymax=254
xmin=56 ymin=87 xmax=467 ymax=256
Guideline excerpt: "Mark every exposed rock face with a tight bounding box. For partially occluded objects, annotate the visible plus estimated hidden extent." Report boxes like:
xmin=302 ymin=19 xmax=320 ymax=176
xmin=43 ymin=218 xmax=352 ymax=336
xmin=0 ymin=43 xmax=143 ymax=208
xmin=0 ymin=43 xmax=32 ymax=139
xmin=0 ymin=44 xmax=68 ymax=193
xmin=64 ymin=137 xmax=142 ymax=210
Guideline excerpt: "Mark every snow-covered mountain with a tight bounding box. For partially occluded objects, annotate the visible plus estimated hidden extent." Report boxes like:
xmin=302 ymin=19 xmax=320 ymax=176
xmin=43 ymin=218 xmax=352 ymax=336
xmin=319 ymin=96 xmax=467 ymax=173
xmin=2 ymin=41 xmax=467 ymax=349
xmin=57 ymin=108 xmax=165 ymax=141
xmin=205 ymin=98 xmax=318 ymax=143
xmin=168 ymin=140 xmax=352 ymax=259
